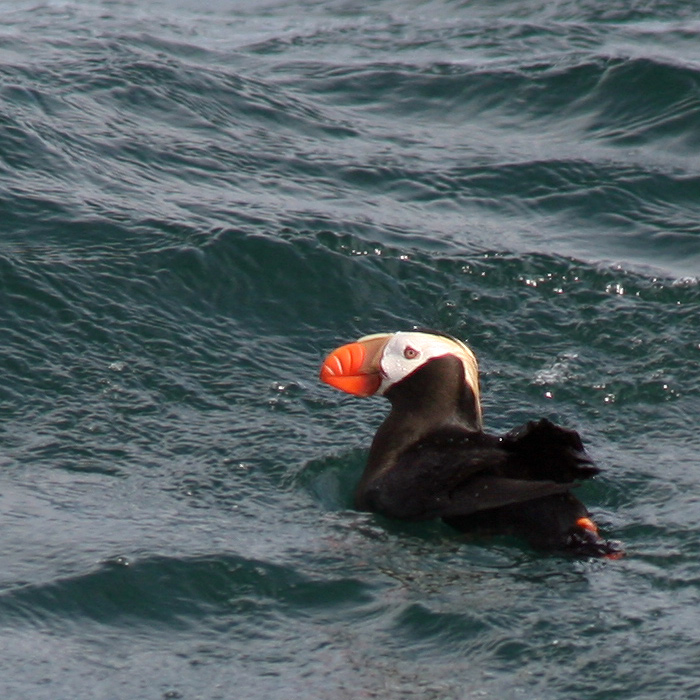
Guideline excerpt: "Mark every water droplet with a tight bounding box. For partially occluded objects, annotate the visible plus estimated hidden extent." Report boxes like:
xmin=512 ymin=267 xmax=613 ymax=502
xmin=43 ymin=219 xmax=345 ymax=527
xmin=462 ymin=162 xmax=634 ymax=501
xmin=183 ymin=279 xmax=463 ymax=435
xmin=672 ymin=276 xmax=698 ymax=288
xmin=105 ymin=555 xmax=131 ymax=567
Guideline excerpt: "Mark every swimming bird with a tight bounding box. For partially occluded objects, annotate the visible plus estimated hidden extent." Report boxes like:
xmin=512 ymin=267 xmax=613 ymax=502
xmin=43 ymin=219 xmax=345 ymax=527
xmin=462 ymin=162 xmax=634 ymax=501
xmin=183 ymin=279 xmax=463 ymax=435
xmin=319 ymin=330 xmax=622 ymax=558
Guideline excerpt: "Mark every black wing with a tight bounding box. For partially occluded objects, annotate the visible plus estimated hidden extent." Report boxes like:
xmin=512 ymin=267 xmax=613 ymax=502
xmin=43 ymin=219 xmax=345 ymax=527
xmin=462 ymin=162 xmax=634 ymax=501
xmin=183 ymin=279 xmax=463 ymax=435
xmin=501 ymin=418 xmax=600 ymax=482
xmin=359 ymin=421 xmax=598 ymax=521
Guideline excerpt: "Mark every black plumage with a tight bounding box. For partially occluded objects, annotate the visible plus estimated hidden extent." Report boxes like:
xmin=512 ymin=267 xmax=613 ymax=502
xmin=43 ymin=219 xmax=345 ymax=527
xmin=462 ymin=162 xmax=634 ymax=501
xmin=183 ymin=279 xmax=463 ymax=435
xmin=355 ymin=355 xmax=620 ymax=557
xmin=320 ymin=331 xmax=622 ymax=558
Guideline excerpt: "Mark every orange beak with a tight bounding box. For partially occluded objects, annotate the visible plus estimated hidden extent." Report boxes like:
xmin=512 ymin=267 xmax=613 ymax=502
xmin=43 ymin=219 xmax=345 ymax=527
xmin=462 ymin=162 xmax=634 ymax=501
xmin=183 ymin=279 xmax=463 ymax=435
xmin=319 ymin=334 xmax=391 ymax=397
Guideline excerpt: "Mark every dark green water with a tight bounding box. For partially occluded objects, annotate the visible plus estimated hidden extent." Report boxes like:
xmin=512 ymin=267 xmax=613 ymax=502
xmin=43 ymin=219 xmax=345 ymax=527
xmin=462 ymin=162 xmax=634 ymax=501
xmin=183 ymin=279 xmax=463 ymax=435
xmin=1 ymin=1 xmax=699 ymax=697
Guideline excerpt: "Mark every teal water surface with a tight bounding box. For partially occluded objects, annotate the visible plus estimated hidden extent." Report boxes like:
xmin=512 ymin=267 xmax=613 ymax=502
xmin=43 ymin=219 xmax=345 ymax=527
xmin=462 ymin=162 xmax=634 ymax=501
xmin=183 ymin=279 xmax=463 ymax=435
xmin=1 ymin=1 xmax=699 ymax=698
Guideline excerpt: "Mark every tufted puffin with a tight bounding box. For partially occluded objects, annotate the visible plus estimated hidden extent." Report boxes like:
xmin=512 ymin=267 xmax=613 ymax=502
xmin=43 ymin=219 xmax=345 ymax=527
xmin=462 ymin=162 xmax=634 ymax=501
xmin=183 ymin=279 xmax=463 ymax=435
xmin=319 ymin=330 xmax=623 ymax=558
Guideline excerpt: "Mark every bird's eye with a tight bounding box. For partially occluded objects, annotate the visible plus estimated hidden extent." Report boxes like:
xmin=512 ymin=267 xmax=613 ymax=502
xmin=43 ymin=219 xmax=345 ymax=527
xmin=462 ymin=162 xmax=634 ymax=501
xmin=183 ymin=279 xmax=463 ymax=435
xmin=403 ymin=346 xmax=419 ymax=360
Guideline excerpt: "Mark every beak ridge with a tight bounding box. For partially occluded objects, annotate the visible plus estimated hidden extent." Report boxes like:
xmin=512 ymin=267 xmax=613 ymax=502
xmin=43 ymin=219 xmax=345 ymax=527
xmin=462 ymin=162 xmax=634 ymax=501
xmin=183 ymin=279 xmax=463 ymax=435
xmin=319 ymin=336 xmax=388 ymax=397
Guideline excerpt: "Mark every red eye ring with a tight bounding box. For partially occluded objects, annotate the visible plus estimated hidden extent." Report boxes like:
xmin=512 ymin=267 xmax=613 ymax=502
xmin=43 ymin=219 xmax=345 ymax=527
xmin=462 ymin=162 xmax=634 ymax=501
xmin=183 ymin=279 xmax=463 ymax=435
xmin=403 ymin=346 xmax=419 ymax=360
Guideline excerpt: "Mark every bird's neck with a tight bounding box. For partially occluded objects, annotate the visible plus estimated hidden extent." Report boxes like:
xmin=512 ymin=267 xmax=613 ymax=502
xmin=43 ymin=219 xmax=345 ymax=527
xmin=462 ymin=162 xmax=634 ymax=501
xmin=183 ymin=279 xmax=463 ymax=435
xmin=356 ymin=355 xmax=482 ymax=502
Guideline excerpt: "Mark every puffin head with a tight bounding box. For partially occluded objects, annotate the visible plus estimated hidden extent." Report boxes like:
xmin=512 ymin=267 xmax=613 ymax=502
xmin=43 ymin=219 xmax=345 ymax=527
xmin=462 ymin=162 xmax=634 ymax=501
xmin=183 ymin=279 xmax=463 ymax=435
xmin=320 ymin=330 xmax=482 ymax=428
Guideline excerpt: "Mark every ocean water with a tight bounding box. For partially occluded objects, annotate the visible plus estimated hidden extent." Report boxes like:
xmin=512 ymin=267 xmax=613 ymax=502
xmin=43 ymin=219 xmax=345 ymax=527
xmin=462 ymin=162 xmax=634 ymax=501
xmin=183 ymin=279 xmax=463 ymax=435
xmin=1 ymin=0 xmax=699 ymax=697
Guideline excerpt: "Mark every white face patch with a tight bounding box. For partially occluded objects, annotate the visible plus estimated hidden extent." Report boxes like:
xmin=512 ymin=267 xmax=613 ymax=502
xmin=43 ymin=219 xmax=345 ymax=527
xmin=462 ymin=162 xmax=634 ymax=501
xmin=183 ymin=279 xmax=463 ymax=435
xmin=377 ymin=332 xmax=480 ymax=407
